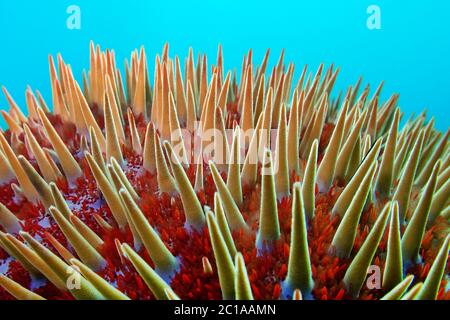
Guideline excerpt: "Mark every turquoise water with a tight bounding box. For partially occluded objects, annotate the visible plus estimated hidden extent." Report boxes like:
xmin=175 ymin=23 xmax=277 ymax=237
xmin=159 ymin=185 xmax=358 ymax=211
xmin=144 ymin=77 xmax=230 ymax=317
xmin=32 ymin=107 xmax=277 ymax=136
xmin=0 ymin=0 xmax=449 ymax=130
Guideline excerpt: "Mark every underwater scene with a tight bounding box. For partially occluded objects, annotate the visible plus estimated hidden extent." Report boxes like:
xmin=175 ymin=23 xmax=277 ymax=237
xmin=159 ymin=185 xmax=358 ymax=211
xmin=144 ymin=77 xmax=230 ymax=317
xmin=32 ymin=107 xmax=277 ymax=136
xmin=0 ymin=0 xmax=448 ymax=304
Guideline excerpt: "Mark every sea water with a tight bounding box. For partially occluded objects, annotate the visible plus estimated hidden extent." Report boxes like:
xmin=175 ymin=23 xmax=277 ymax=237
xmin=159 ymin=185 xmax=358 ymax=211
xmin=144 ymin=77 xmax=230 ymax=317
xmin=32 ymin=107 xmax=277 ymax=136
xmin=0 ymin=0 xmax=449 ymax=130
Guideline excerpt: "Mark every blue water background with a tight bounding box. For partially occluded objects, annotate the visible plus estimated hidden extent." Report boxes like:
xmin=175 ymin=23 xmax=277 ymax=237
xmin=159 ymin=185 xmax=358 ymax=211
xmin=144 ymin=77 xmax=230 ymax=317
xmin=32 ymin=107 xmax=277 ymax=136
xmin=0 ymin=0 xmax=449 ymax=130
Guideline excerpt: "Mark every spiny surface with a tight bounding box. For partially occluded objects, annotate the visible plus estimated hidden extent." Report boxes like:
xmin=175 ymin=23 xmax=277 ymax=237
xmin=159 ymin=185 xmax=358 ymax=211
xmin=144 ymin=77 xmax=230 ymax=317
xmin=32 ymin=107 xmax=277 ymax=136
xmin=0 ymin=43 xmax=448 ymax=300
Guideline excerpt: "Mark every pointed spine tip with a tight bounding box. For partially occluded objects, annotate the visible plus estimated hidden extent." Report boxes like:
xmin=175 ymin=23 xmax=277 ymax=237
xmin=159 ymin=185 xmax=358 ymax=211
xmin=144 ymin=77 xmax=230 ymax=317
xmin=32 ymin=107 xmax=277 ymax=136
xmin=257 ymin=150 xmax=280 ymax=247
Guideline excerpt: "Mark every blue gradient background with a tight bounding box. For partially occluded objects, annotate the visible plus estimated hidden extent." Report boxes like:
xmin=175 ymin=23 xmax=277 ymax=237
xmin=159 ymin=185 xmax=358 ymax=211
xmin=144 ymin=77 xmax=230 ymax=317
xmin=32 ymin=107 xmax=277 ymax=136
xmin=0 ymin=0 xmax=449 ymax=130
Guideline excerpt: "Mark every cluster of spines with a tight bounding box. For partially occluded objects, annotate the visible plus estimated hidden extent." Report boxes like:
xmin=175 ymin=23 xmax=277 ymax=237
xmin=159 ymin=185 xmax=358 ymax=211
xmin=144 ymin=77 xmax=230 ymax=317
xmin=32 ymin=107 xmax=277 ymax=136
xmin=0 ymin=42 xmax=448 ymax=300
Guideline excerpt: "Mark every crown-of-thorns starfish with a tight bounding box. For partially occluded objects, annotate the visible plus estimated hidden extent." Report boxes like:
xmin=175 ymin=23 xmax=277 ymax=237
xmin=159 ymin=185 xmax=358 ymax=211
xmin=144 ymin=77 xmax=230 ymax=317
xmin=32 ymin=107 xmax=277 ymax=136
xmin=0 ymin=42 xmax=448 ymax=300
